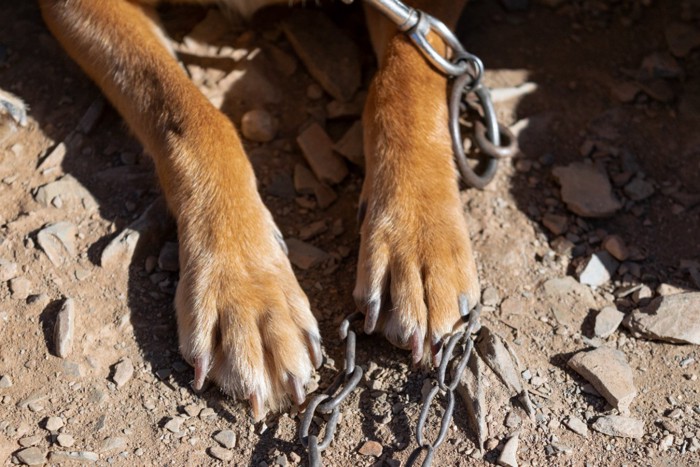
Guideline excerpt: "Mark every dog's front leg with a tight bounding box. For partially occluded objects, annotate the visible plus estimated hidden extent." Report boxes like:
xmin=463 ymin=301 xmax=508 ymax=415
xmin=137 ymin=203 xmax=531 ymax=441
xmin=356 ymin=1 xmax=479 ymax=366
xmin=40 ymin=0 xmax=321 ymax=419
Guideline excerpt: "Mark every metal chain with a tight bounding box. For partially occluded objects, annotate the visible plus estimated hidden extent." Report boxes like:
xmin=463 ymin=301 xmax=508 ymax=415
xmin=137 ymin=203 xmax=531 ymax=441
xmin=414 ymin=304 xmax=481 ymax=466
xmin=300 ymin=312 xmax=364 ymax=467
xmin=343 ymin=0 xmax=517 ymax=188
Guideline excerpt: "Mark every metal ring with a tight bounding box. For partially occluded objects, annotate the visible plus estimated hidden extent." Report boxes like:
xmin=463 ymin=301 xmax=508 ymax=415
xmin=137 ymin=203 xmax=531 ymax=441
xmin=474 ymin=120 xmax=517 ymax=159
xmin=317 ymin=366 xmax=364 ymax=413
xmin=449 ymin=77 xmax=500 ymax=189
xmin=300 ymin=394 xmax=329 ymax=448
xmin=407 ymin=12 xmax=470 ymax=77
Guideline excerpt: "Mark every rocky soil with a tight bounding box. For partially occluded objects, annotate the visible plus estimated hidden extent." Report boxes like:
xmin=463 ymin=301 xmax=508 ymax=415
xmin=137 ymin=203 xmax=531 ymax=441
xmin=1 ymin=0 xmax=699 ymax=466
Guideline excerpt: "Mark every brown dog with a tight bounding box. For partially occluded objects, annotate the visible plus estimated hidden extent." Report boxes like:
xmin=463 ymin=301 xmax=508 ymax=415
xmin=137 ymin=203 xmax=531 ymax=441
xmin=38 ymin=0 xmax=479 ymax=420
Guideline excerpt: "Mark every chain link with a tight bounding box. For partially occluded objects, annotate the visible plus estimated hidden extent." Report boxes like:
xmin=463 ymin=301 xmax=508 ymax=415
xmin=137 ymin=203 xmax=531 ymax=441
xmin=300 ymin=312 xmax=364 ymax=467
xmin=414 ymin=305 xmax=481 ymax=466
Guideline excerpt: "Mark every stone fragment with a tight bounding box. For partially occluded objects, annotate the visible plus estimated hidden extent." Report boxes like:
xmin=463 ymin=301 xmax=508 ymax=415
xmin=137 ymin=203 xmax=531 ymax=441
xmin=542 ymin=277 xmax=597 ymax=328
xmin=48 ymin=451 xmax=99 ymax=463
xmin=0 ymin=259 xmax=18 ymax=281
xmin=54 ymin=298 xmax=76 ymax=358
xmin=164 ymin=417 xmax=183 ymax=433
xmin=282 ymin=11 xmax=360 ymax=102
xmin=37 ymin=222 xmax=77 ymax=267
xmin=568 ymin=347 xmax=636 ymax=413
xmin=593 ymin=306 xmax=624 ymax=338
xmin=299 ymin=221 xmax=327 ymax=241
xmin=665 ymin=22 xmax=700 ymax=57
xmin=333 ymin=121 xmax=364 ymax=167
xmin=213 ymin=430 xmax=236 ymax=449
xmin=602 ymin=235 xmax=629 ymax=261
xmin=591 ymin=415 xmax=644 ymax=439
xmin=552 ymin=163 xmax=621 ymax=217
xmin=77 ymin=98 xmax=105 ymax=134
xmin=15 ymin=447 xmax=45 ymax=466
xmin=297 ymin=123 xmax=348 ymax=185
xmin=542 ymin=213 xmax=567 ymax=235
xmin=578 ymin=252 xmax=618 ymax=288
xmin=37 ymin=142 xmax=67 ymax=171
xmin=45 ymin=416 xmax=63 ymax=431
xmin=640 ymin=52 xmax=682 ymax=79
xmin=56 ymin=434 xmax=75 ymax=447
xmin=293 ymin=164 xmax=319 ymax=195
xmin=482 ymin=287 xmax=500 ymax=307
xmin=0 ymin=375 xmax=11 ymax=388
xmin=624 ymin=177 xmax=655 ymax=201
xmin=158 ymin=242 xmax=179 ymax=272
xmin=497 ymin=432 xmax=519 ymax=467
xmin=19 ymin=436 xmax=42 ymax=447
xmin=314 ymin=184 xmax=337 ymax=209
xmin=457 ymin=353 xmax=487 ymax=451
xmin=326 ymin=92 xmax=366 ymax=119
xmin=564 ymin=416 xmax=589 ymax=437
xmin=112 ymin=358 xmax=134 ymax=388
xmin=34 ymin=174 xmax=98 ymax=211
xmin=358 ymin=440 xmax=382 ymax=457
xmin=208 ymin=446 xmax=233 ymax=462
xmin=9 ymin=276 xmax=32 ymax=300
xmin=623 ymin=292 xmax=700 ymax=345
xmin=101 ymin=197 xmax=174 ymax=269
xmin=610 ymin=81 xmax=641 ymax=103
xmin=285 ymin=238 xmax=328 ymax=270
xmin=100 ymin=436 xmax=126 ymax=452
xmin=241 ymin=109 xmax=278 ymax=143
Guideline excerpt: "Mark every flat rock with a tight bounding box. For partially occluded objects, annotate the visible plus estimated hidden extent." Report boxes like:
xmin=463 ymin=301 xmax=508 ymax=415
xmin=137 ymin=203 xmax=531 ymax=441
xmin=77 ymin=98 xmax=105 ymax=134
xmin=286 ymin=238 xmax=328 ymax=270
xmin=591 ymin=415 xmax=644 ymax=439
xmin=45 ymin=416 xmax=63 ymax=431
xmin=213 ymin=430 xmax=236 ymax=449
xmin=594 ymin=306 xmax=624 ymax=338
xmin=0 ymin=259 xmax=18 ymax=281
xmin=297 ymin=123 xmax=348 ymax=185
xmin=358 ymin=440 xmax=382 ymax=457
xmin=552 ymin=162 xmax=621 ymax=217
xmin=37 ymin=221 xmax=77 ymax=267
xmin=100 ymin=436 xmax=126 ymax=452
xmin=9 ymin=276 xmax=32 ymax=300
xmin=164 ymin=417 xmax=184 ymax=433
xmin=623 ymin=292 xmax=700 ymax=345
xmin=112 ymin=358 xmax=134 ymax=388
xmin=564 ymin=416 xmax=589 ymax=437
xmin=578 ymin=252 xmax=618 ymax=288
xmin=54 ymin=298 xmax=75 ymax=358
xmin=101 ymin=197 xmax=174 ymax=269
xmin=542 ymin=213 xmax=568 ymax=235
xmin=34 ymin=174 xmax=98 ymax=211
xmin=15 ymin=447 xmax=45 ymax=466
xmin=497 ymin=432 xmax=519 ymax=467
xmin=542 ymin=276 xmax=597 ymax=328
xmin=0 ymin=375 xmax=11 ymax=388
xmin=208 ymin=446 xmax=233 ymax=462
xmin=282 ymin=11 xmax=360 ymax=102
xmin=333 ymin=121 xmax=364 ymax=167
xmin=293 ymin=164 xmax=319 ymax=195
xmin=48 ymin=451 xmax=99 ymax=463
xmin=624 ymin=176 xmax=655 ymax=201
xmin=37 ymin=142 xmax=66 ymax=171
xmin=56 ymin=434 xmax=74 ymax=447
xmin=241 ymin=109 xmax=277 ymax=143
xmin=314 ymin=183 xmax=337 ymax=209
xmin=476 ymin=327 xmax=523 ymax=395
xmin=568 ymin=347 xmax=636 ymax=413
xmin=602 ymin=235 xmax=629 ymax=261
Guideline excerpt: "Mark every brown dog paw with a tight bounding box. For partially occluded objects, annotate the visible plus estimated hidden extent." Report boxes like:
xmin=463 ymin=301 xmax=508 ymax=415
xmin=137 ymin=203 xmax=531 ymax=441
xmin=174 ymin=195 xmax=321 ymax=420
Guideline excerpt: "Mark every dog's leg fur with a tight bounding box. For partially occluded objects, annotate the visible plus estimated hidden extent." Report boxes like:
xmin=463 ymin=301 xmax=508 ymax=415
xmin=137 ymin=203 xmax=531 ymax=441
xmin=356 ymin=0 xmax=479 ymax=366
xmin=39 ymin=0 xmax=321 ymax=419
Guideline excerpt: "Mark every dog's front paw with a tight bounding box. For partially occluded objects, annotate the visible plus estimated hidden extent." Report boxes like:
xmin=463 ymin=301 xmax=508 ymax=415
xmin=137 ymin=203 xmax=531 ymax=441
xmin=175 ymin=199 xmax=321 ymax=420
xmin=354 ymin=174 xmax=480 ymax=367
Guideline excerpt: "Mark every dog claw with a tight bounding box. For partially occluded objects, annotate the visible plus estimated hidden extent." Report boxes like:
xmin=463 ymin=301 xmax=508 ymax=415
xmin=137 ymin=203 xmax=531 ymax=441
xmin=286 ymin=374 xmax=306 ymax=406
xmin=410 ymin=328 xmax=424 ymax=367
xmin=249 ymin=389 xmax=265 ymax=422
xmin=364 ymin=298 xmax=380 ymax=334
xmin=193 ymin=355 xmax=210 ymax=391
xmin=431 ymin=336 xmax=443 ymax=367
xmin=459 ymin=293 xmax=470 ymax=318
xmin=307 ymin=332 xmax=323 ymax=369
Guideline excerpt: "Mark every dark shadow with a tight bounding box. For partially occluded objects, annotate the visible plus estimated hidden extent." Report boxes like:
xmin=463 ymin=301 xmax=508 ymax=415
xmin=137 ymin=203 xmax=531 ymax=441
xmin=456 ymin=0 xmax=700 ymax=300
xmin=38 ymin=299 xmax=65 ymax=357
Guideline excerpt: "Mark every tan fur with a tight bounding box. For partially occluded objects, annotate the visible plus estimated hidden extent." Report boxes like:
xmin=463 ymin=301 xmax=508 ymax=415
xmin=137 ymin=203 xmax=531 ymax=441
xmin=39 ymin=0 xmax=477 ymax=417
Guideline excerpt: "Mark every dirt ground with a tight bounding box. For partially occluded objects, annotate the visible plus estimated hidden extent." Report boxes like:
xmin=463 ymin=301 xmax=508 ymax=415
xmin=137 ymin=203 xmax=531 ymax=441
xmin=1 ymin=0 xmax=699 ymax=466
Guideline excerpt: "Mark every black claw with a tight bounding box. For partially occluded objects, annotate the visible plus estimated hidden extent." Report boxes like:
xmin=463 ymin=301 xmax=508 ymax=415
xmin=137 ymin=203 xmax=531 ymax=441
xmin=357 ymin=201 xmax=367 ymax=227
xmin=364 ymin=297 xmax=380 ymax=334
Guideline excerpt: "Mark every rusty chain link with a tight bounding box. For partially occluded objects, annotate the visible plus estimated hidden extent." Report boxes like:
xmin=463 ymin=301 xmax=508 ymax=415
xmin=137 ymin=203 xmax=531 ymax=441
xmin=300 ymin=312 xmax=364 ymax=467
